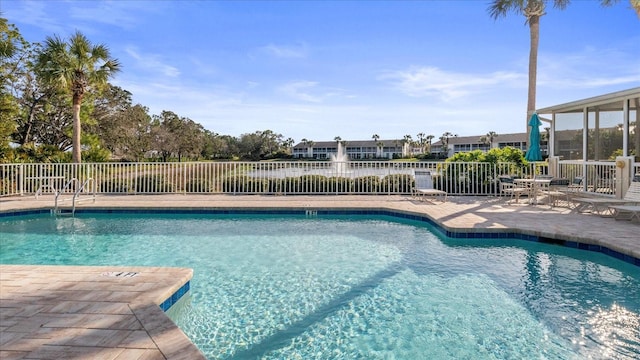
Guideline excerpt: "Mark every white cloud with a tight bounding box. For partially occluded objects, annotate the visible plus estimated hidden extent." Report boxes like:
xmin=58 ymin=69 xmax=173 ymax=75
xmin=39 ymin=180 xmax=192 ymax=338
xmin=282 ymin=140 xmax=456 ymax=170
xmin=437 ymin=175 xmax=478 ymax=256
xmin=5 ymin=1 xmax=65 ymax=34
xmin=381 ymin=66 xmax=525 ymax=101
xmin=537 ymin=47 xmax=640 ymax=89
xmin=112 ymin=72 xmax=527 ymax=143
xmin=278 ymin=81 xmax=323 ymax=103
xmin=125 ymin=47 xmax=180 ymax=77
xmin=68 ymin=2 xmax=152 ymax=29
xmin=261 ymin=43 xmax=308 ymax=59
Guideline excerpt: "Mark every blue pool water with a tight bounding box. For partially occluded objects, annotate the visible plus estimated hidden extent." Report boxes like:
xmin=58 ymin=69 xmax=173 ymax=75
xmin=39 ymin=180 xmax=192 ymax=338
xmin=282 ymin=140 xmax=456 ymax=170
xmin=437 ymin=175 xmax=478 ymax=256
xmin=1 ymin=213 xmax=639 ymax=360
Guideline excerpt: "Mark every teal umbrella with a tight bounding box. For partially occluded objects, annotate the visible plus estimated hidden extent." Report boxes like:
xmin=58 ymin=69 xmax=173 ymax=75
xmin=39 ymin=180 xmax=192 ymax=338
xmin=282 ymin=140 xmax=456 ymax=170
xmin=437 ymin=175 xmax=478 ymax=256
xmin=525 ymin=113 xmax=542 ymax=161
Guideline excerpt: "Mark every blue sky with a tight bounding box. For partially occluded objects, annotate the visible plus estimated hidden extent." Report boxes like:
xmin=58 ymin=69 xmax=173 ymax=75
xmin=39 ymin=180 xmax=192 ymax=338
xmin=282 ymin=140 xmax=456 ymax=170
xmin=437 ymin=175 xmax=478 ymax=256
xmin=2 ymin=0 xmax=639 ymax=143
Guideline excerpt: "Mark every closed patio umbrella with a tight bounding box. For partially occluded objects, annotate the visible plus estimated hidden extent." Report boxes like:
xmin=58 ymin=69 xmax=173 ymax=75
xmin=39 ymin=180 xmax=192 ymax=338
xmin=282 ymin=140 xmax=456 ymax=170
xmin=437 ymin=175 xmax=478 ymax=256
xmin=525 ymin=113 xmax=542 ymax=161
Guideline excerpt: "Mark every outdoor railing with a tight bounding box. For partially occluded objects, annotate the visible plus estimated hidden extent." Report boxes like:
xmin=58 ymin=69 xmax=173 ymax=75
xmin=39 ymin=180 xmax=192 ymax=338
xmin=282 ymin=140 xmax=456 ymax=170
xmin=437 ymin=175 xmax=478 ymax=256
xmin=1 ymin=161 xmax=549 ymax=197
xmin=557 ymin=161 xmax=621 ymax=196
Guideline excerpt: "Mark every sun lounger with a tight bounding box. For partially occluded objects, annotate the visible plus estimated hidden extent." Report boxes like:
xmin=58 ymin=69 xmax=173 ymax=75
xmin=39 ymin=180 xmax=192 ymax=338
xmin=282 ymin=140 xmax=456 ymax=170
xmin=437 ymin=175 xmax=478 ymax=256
xmin=609 ymin=205 xmax=640 ymax=221
xmin=412 ymin=170 xmax=447 ymax=202
xmin=572 ymin=181 xmax=640 ymax=216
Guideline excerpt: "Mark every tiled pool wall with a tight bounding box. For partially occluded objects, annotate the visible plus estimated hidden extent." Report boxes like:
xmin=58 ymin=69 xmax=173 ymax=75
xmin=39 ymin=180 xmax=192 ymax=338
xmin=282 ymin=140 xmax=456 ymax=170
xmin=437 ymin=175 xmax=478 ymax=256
xmin=161 ymin=281 xmax=190 ymax=311
xmin=2 ymin=207 xmax=639 ymax=271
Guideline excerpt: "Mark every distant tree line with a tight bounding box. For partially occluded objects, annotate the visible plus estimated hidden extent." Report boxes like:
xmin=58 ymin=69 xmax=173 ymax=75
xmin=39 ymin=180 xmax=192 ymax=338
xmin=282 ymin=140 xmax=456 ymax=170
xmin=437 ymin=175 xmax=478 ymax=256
xmin=0 ymin=17 xmax=294 ymax=163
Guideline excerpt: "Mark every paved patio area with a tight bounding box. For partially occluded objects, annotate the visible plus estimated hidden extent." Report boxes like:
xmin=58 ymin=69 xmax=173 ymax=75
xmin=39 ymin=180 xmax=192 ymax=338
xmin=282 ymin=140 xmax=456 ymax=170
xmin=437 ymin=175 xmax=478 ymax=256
xmin=1 ymin=194 xmax=639 ymax=359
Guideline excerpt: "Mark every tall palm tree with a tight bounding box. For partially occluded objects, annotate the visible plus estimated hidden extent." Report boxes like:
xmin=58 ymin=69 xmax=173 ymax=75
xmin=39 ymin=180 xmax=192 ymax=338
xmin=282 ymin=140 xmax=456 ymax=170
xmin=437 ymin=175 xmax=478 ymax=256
xmin=488 ymin=0 xmax=636 ymax=136
xmin=426 ymin=134 xmax=435 ymax=154
xmin=416 ymin=132 xmax=426 ymax=153
xmin=37 ymin=31 xmax=121 ymax=162
xmin=376 ymin=141 xmax=385 ymax=153
xmin=488 ymin=0 xmax=567 ymax=137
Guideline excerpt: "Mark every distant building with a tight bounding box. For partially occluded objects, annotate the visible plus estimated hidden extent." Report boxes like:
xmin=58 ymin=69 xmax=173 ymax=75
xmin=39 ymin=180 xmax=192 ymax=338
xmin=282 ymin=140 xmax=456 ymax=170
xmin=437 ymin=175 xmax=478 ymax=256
xmin=291 ymin=129 xmax=601 ymax=160
xmin=292 ymin=139 xmax=410 ymax=159
xmin=292 ymin=132 xmax=549 ymax=159
xmin=430 ymin=132 xmax=533 ymax=158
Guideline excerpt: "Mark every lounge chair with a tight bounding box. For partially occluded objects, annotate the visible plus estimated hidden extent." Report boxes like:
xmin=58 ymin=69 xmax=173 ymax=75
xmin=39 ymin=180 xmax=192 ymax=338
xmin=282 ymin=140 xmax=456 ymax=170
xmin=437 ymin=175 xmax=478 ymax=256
xmin=572 ymin=180 xmax=640 ymax=216
xmin=412 ymin=170 xmax=447 ymax=202
xmin=498 ymin=175 xmax=529 ymax=203
xmin=609 ymin=205 xmax=640 ymax=221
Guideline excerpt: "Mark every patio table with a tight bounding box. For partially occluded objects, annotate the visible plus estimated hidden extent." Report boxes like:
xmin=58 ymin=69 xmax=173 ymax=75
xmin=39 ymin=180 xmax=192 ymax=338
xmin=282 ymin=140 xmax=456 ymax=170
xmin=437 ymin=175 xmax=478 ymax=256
xmin=514 ymin=178 xmax=552 ymax=205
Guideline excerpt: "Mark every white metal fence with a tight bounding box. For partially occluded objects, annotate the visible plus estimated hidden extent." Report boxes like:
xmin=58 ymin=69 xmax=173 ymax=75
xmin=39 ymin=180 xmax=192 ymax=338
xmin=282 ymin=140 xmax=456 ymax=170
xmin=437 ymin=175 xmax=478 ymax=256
xmin=1 ymin=161 xmax=548 ymax=197
xmin=557 ymin=161 xmax=630 ymax=196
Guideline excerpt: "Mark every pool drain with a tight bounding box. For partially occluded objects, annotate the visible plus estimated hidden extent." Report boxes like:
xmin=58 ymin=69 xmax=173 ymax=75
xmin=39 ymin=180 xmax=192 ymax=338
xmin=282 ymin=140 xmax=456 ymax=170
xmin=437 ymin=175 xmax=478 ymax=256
xmin=101 ymin=271 xmax=139 ymax=278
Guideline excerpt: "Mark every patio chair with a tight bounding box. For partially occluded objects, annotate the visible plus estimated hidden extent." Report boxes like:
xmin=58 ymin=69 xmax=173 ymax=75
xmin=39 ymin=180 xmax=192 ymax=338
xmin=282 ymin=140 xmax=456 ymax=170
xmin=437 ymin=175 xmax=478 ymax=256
xmin=572 ymin=180 xmax=640 ymax=216
xmin=412 ymin=170 xmax=447 ymax=202
xmin=534 ymin=174 xmax=554 ymax=180
xmin=545 ymin=178 xmax=570 ymax=208
xmin=498 ymin=176 xmax=529 ymax=204
xmin=567 ymin=176 xmax=584 ymax=192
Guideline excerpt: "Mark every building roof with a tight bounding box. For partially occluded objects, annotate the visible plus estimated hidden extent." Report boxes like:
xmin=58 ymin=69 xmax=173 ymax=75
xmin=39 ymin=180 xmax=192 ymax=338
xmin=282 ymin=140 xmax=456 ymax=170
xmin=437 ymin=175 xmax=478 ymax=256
xmin=293 ymin=139 xmax=405 ymax=149
xmin=536 ymin=87 xmax=640 ymax=114
xmin=431 ymin=132 xmax=528 ymax=146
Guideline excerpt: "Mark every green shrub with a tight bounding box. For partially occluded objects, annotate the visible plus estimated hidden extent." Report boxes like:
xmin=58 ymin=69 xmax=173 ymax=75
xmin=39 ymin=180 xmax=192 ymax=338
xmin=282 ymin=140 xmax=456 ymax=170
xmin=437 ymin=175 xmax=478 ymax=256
xmin=280 ymin=177 xmax=301 ymax=193
xmin=354 ymin=176 xmax=380 ymax=193
xmin=380 ymin=174 xmax=413 ymax=193
xmin=266 ymin=178 xmax=285 ymax=193
xmin=327 ymin=176 xmax=354 ymax=193
xmin=298 ymin=175 xmax=327 ymax=193
xmin=134 ymin=175 xmax=174 ymax=193
xmin=442 ymin=147 xmax=529 ymax=194
xmin=222 ymin=175 xmax=267 ymax=193
xmin=0 ymin=177 xmax=17 ymax=195
xmin=185 ymin=178 xmax=214 ymax=193
xmin=100 ymin=179 xmax=129 ymax=193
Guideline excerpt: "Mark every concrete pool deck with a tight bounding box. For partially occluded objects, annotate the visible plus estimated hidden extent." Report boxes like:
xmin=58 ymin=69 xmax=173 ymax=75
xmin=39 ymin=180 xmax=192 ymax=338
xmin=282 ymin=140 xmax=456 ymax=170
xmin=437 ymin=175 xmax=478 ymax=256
xmin=1 ymin=194 xmax=639 ymax=359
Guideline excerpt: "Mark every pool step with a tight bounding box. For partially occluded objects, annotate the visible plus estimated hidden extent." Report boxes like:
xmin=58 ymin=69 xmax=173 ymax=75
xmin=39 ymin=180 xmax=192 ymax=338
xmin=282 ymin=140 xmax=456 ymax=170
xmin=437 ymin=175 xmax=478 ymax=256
xmin=52 ymin=208 xmax=75 ymax=217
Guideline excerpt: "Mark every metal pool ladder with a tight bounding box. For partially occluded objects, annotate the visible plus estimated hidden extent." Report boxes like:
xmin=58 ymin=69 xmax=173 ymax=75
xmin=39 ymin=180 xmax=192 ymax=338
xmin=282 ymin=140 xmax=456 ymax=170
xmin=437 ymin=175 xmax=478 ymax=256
xmin=53 ymin=178 xmax=96 ymax=216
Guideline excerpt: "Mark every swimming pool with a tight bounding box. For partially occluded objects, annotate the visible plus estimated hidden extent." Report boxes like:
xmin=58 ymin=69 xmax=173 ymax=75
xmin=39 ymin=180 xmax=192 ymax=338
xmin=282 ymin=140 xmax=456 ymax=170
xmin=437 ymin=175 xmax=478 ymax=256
xmin=1 ymin=212 xmax=639 ymax=359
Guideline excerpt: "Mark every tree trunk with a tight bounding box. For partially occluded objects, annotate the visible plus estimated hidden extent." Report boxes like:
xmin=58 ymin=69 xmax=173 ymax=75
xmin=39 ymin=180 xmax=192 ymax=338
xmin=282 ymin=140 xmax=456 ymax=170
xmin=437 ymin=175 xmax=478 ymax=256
xmin=527 ymin=15 xmax=540 ymax=138
xmin=72 ymin=93 xmax=82 ymax=163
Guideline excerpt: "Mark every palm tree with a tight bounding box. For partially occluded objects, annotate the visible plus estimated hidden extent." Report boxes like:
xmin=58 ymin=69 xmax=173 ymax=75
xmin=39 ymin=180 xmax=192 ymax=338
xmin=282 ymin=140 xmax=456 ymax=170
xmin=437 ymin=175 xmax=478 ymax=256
xmin=372 ymin=134 xmax=379 ymax=142
xmin=302 ymin=138 xmax=314 ymax=158
xmin=426 ymin=134 xmax=435 ymax=154
xmin=416 ymin=132 xmax=425 ymax=153
xmin=376 ymin=141 xmax=384 ymax=158
xmin=479 ymin=136 xmax=490 ymax=149
xmin=487 ymin=0 xmax=636 ymax=136
xmin=488 ymin=0 xmax=565 ymax=137
xmin=480 ymin=131 xmax=498 ymax=150
xmin=36 ymin=31 xmax=121 ymax=162
xmin=486 ymin=131 xmax=498 ymax=143
xmin=439 ymin=132 xmax=456 ymax=158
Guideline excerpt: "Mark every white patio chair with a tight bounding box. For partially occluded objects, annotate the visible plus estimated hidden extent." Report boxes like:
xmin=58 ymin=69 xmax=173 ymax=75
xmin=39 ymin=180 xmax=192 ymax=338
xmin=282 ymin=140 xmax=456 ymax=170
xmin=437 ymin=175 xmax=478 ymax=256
xmin=498 ymin=176 xmax=529 ymax=204
xmin=412 ymin=170 xmax=447 ymax=202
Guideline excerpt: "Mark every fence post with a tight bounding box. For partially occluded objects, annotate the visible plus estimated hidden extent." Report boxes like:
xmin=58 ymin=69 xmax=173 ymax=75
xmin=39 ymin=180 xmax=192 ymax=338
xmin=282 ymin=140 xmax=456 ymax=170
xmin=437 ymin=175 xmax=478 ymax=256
xmin=548 ymin=156 xmax=559 ymax=177
xmin=615 ymin=156 xmax=633 ymax=199
xmin=183 ymin=162 xmax=187 ymax=194
xmin=18 ymin=163 xmax=24 ymax=196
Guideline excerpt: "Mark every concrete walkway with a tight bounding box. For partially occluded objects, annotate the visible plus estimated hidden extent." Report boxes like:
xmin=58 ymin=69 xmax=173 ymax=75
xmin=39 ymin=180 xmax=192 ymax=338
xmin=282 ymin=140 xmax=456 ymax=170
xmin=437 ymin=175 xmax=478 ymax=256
xmin=1 ymin=194 xmax=638 ymax=359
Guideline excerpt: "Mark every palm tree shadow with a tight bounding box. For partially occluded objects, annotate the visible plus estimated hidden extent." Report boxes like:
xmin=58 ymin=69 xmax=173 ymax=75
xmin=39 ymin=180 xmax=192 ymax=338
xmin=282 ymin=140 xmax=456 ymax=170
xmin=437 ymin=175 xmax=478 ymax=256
xmin=228 ymin=261 xmax=405 ymax=359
